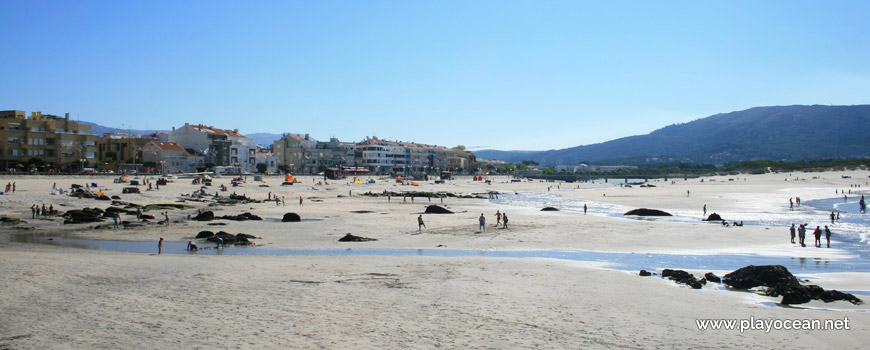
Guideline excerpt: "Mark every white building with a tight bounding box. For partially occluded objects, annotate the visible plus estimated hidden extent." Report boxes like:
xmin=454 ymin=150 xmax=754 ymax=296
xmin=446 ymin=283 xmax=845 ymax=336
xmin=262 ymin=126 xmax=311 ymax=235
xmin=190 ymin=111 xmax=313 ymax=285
xmin=141 ymin=140 xmax=200 ymax=173
xmin=169 ymin=123 xmax=256 ymax=173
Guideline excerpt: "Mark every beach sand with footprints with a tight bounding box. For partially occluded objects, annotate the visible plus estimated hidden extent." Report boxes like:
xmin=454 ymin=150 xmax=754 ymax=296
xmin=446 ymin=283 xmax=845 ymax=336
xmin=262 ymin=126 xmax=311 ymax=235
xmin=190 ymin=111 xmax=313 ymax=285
xmin=2 ymin=171 xmax=869 ymax=349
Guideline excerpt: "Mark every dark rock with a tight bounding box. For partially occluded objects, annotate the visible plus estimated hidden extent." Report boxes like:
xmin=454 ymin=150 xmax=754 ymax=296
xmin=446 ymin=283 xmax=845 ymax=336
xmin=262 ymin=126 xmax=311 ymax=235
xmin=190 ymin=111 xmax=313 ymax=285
xmin=723 ymin=265 xmax=863 ymax=305
xmin=215 ymin=231 xmax=234 ymax=237
xmin=639 ymin=270 xmax=652 ymax=276
xmin=424 ymin=205 xmax=454 ymax=214
xmin=193 ymin=211 xmax=215 ymax=221
xmin=819 ymin=290 xmax=863 ymax=305
xmin=662 ymin=269 xmax=702 ymax=289
xmin=111 ymin=195 xmax=121 ymax=200
xmin=234 ymin=236 xmax=252 ymax=245
xmin=139 ymin=214 xmax=155 ymax=220
xmin=122 ymin=187 xmax=141 ymax=194
xmin=195 ymin=231 xmax=214 ymax=239
xmin=705 ymin=213 xmax=723 ymax=221
xmin=338 ymin=233 xmax=378 ymax=242
xmin=541 ymin=207 xmax=559 ymax=211
xmin=722 ymin=265 xmax=799 ymax=290
xmin=624 ymin=208 xmax=673 ymax=216
xmin=62 ymin=209 xmax=104 ymax=224
xmin=704 ymin=272 xmax=721 ymax=283
xmin=282 ymin=212 xmax=301 ymax=222
xmin=96 ymin=195 xmax=112 ymax=201
xmin=220 ymin=212 xmax=262 ymax=221
xmin=236 ymin=233 xmax=256 ymax=239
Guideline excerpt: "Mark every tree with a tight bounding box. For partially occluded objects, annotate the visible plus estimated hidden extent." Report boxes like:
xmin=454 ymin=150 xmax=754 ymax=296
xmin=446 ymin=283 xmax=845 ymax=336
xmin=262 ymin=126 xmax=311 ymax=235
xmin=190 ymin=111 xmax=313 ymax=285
xmin=256 ymin=162 xmax=268 ymax=174
xmin=521 ymin=160 xmax=539 ymax=166
xmin=277 ymin=164 xmax=290 ymax=173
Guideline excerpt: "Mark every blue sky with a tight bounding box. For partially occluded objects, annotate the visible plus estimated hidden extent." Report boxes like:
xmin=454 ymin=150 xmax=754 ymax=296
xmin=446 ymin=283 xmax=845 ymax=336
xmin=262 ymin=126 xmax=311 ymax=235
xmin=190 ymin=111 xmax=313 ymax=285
xmin=2 ymin=1 xmax=869 ymax=150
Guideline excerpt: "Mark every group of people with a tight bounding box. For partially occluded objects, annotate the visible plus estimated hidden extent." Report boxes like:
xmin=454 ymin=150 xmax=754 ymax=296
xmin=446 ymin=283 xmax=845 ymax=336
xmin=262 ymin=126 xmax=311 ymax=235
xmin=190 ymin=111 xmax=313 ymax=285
xmin=415 ymin=211 xmax=510 ymax=234
xmin=30 ymin=203 xmax=55 ymax=218
xmin=479 ymin=211 xmax=508 ymax=232
xmin=3 ymin=182 xmax=16 ymax=194
xmin=790 ymin=223 xmax=832 ymax=248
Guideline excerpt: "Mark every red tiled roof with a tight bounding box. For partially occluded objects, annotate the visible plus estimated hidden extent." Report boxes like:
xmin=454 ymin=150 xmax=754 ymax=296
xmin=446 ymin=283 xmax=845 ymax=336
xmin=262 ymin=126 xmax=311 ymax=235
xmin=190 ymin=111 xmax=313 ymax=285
xmin=148 ymin=141 xmax=188 ymax=153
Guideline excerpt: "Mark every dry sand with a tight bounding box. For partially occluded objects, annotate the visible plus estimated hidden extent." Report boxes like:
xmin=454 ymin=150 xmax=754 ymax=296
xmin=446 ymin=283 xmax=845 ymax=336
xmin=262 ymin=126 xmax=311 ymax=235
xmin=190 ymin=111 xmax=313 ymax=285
xmin=1 ymin=171 xmax=869 ymax=349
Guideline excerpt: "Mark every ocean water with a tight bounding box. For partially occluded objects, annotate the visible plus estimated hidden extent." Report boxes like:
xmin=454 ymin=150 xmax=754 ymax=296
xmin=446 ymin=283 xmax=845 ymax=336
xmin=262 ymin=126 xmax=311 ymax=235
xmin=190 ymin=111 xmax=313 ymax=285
xmin=490 ymin=189 xmax=870 ymax=266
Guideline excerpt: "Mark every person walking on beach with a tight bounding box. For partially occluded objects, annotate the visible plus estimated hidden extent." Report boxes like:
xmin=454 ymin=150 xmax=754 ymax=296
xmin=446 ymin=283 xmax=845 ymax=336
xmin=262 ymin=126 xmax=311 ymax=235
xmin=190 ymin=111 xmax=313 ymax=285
xmin=502 ymin=213 xmax=509 ymax=229
xmin=798 ymin=224 xmax=807 ymax=247
xmin=789 ymin=223 xmax=796 ymax=244
xmin=789 ymin=198 xmax=794 ymax=209
xmin=495 ymin=210 xmax=501 ymax=226
xmin=300 ymin=196 xmax=303 ymax=206
xmin=813 ymin=226 xmax=822 ymax=247
xmin=584 ymin=204 xmax=587 ymax=214
xmin=164 ymin=212 xmax=170 ymax=226
xmin=479 ymin=213 xmax=486 ymax=232
xmin=703 ymin=204 xmax=707 ymax=217
xmin=830 ymin=212 xmax=836 ymax=224
xmin=824 ymin=226 xmax=832 ymax=248
xmin=158 ymin=237 xmax=164 ymax=254
xmin=418 ymin=215 xmax=426 ymax=233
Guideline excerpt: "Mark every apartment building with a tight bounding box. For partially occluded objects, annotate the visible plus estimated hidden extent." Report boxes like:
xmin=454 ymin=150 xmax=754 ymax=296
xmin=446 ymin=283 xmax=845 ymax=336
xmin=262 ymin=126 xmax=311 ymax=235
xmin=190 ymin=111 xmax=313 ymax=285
xmin=0 ymin=110 xmax=99 ymax=171
xmin=169 ymin=123 xmax=256 ymax=173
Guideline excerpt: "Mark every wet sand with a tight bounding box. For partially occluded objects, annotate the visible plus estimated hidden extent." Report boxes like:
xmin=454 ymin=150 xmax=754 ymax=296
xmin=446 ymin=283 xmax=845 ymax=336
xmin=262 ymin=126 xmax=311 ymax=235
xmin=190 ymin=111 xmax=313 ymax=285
xmin=1 ymin=171 xmax=869 ymax=349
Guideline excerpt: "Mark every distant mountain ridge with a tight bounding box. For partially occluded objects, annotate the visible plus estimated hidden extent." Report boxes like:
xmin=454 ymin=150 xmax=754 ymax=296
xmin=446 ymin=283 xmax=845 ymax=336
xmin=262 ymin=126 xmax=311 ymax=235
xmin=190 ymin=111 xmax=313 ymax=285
xmin=474 ymin=105 xmax=870 ymax=165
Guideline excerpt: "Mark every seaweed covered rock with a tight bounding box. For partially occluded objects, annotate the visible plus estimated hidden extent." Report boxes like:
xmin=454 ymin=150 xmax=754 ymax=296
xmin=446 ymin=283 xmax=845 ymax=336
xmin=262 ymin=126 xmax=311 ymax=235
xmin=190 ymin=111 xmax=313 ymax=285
xmin=63 ymin=209 xmax=104 ymax=224
xmin=424 ymin=205 xmax=453 ymax=214
xmin=236 ymin=233 xmax=256 ymax=239
xmin=195 ymin=231 xmax=215 ymax=239
xmin=638 ymin=270 xmax=653 ymax=277
xmin=338 ymin=233 xmax=378 ymax=242
xmin=662 ymin=269 xmax=702 ymax=289
xmin=624 ymin=208 xmax=672 ymax=216
xmin=541 ymin=207 xmax=559 ymax=211
xmin=282 ymin=212 xmax=301 ymax=222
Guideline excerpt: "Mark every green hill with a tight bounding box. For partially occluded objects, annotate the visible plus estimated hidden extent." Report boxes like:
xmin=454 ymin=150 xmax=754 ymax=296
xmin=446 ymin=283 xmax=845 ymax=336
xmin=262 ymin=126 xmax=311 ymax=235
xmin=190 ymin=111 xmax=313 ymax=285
xmin=475 ymin=105 xmax=870 ymax=165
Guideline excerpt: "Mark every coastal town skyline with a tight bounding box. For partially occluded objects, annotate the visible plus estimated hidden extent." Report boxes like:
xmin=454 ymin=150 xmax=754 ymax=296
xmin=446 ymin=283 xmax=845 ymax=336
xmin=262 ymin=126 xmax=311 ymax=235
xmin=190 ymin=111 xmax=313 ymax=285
xmin=3 ymin=1 xmax=869 ymax=150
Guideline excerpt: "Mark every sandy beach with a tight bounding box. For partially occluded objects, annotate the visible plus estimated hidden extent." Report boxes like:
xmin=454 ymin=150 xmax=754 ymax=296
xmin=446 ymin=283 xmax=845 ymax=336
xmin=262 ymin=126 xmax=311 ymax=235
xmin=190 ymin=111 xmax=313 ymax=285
xmin=2 ymin=171 xmax=870 ymax=349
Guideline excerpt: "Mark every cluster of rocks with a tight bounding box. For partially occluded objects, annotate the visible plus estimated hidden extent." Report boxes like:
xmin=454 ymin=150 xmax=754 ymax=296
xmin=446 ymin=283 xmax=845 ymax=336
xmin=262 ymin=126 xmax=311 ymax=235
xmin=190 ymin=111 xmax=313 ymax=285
xmin=661 ymin=269 xmax=709 ymax=289
xmin=639 ymin=265 xmax=862 ymax=305
xmin=723 ymin=265 xmax=863 ymax=305
xmin=540 ymin=207 xmax=560 ymax=211
xmin=191 ymin=210 xmax=262 ymax=222
xmin=195 ymin=230 xmax=257 ymax=246
xmin=624 ymin=208 xmax=673 ymax=216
